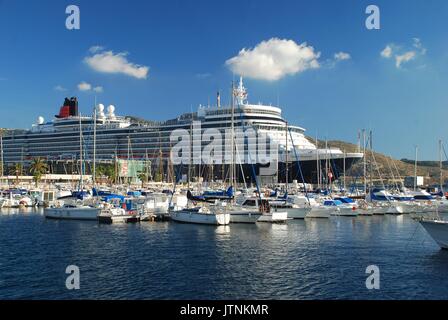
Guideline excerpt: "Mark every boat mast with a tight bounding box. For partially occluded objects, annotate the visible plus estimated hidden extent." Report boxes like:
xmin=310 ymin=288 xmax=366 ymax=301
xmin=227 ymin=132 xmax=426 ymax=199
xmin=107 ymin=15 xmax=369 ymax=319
xmin=230 ymin=80 xmax=235 ymax=188
xmin=188 ymin=120 xmax=192 ymax=189
xmin=285 ymin=121 xmax=289 ymax=193
xmin=127 ymin=135 xmax=131 ymax=186
xmin=343 ymin=150 xmax=346 ymax=192
xmin=414 ymin=145 xmax=418 ymax=191
xmin=369 ymin=130 xmax=373 ymax=192
xmin=79 ymin=113 xmax=83 ymax=191
xmin=315 ymin=135 xmax=319 ymax=189
xmin=325 ymin=139 xmax=328 ymax=190
xmin=363 ymin=129 xmax=367 ymax=196
xmin=93 ymin=97 xmax=97 ymax=186
xmin=0 ymin=129 xmax=4 ymax=178
xmin=439 ymin=139 xmax=443 ymax=193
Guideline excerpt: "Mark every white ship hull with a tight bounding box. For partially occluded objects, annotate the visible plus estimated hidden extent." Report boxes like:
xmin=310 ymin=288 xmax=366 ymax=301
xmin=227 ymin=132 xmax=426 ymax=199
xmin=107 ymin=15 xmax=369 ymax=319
xmin=229 ymin=211 xmax=262 ymax=223
xmin=419 ymin=219 xmax=448 ymax=249
xmin=284 ymin=207 xmax=311 ymax=219
xmin=257 ymin=211 xmax=288 ymax=223
xmin=307 ymin=206 xmax=332 ymax=218
xmin=331 ymin=206 xmax=358 ymax=216
xmin=44 ymin=207 xmax=100 ymax=220
xmin=357 ymin=208 xmax=374 ymax=216
xmin=171 ymin=210 xmax=230 ymax=225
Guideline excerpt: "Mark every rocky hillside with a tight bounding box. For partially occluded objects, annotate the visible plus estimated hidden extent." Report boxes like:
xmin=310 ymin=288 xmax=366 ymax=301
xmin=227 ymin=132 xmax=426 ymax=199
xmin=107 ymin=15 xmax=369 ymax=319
xmin=313 ymin=139 xmax=448 ymax=186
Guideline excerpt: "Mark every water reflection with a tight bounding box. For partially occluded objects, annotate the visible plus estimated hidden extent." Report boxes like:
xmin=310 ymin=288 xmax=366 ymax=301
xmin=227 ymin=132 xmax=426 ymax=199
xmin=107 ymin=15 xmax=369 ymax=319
xmin=2 ymin=208 xmax=448 ymax=299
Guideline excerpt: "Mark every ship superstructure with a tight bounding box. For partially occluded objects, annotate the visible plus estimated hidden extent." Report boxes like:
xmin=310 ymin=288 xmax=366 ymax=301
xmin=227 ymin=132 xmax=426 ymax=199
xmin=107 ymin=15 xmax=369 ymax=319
xmin=0 ymin=79 xmax=363 ymax=184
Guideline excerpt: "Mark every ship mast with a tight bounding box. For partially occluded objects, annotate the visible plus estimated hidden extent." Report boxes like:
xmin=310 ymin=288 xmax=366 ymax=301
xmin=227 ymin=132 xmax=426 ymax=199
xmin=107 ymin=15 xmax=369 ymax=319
xmin=285 ymin=121 xmax=289 ymax=193
xmin=230 ymin=81 xmax=235 ymax=188
xmin=79 ymin=113 xmax=83 ymax=191
xmin=363 ymin=129 xmax=367 ymax=197
xmin=440 ymin=139 xmax=444 ymax=192
xmin=0 ymin=129 xmax=4 ymax=178
xmin=414 ymin=145 xmax=418 ymax=191
xmin=93 ymin=97 xmax=97 ymax=186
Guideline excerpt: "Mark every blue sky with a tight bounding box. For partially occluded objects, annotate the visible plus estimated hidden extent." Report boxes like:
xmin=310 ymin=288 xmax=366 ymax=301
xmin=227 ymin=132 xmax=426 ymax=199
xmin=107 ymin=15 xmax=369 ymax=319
xmin=1 ymin=0 xmax=448 ymax=160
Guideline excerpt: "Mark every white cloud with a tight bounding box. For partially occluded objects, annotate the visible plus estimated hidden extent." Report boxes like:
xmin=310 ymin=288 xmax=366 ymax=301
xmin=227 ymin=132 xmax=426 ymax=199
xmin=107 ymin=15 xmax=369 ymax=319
xmin=54 ymin=85 xmax=67 ymax=92
xmin=395 ymin=51 xmax=416 ymax=68
xmin=413 ymin=38 xmax=427 ymax=55
xmin=381 ymin=39 xmax=426 ymax=69
xmin=334 ymin=52 xmax=351 ymax=61
xmin=78 ymin=81 xmax=92 ymax=91
xmin=84 ymin=48 xmax=149 ymax=79
xmin=89 ymin=45 xmax=104 ymax=53
xmin=380 ymin=45 xmax=393 ymax=58
xmin=225 ymin=38 xmax=320 ymax=81
xmin=93 ymin=86 xmax=103 ymax=93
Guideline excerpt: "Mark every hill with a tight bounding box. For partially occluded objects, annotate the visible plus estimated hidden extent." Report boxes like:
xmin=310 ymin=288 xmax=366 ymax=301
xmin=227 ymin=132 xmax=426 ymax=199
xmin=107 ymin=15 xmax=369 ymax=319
xmin=312 ymin=139 xmax=447 ymax=186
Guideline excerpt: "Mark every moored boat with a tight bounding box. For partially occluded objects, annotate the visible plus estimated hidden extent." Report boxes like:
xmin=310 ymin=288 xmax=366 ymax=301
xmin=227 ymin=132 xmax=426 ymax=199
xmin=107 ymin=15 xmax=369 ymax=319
xmin=44 ymin=203 xmax=100 ymax=220
xmin=170 ymin=207 xmax=230 ymax=225
xmin=419 ymin=218 xmax=448 ymax=249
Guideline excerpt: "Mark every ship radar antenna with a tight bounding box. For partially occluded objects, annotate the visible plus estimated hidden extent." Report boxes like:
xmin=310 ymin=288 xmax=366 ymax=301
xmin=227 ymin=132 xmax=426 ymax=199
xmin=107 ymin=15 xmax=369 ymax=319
xmin=234 ymin=76 xmax=248 ymax=106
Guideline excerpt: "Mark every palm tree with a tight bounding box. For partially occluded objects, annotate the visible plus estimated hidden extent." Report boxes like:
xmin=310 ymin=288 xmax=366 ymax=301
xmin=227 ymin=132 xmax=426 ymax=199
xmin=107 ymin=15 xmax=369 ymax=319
xmin=29 ymin=158 xmax=48 ymax=187
xmin=9 ymin=163 xmax=23 ymax=184
xmin=137 ymin=172 xmax=148 ymax=188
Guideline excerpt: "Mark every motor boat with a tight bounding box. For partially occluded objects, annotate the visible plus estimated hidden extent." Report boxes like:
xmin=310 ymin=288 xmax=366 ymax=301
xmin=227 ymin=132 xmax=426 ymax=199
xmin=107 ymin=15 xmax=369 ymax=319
xmin=170 ymin=206 xmax=230 ymax=225
xmin=419 ymin=218 xmax=448 ymax=249
xmin=44 ymin=202 xmax=100 ymax=220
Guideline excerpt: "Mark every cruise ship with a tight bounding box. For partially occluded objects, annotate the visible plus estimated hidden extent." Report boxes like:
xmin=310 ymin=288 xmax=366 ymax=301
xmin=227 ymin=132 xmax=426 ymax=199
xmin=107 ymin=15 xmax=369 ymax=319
xmin=0 ymin=78 xmax=363 ymax=184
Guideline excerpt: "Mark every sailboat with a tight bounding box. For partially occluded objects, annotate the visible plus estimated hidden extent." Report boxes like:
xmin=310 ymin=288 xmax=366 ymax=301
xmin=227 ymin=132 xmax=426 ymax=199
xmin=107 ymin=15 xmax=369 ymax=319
xmin=44 ymin=111 xmax=100 ymax=220
xmin=419 ymin=217 xmax=448 ymax=249
xmin=169 ymin=108 xmax=230 ymax=226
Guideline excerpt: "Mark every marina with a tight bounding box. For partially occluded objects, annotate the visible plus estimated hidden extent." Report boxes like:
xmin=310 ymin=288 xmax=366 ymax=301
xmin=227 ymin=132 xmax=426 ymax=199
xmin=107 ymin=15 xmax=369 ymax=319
xmin=1 ymin=74 xmax=448 ymax=301
xmin=1 ymin=0 xmax=448 ymax=304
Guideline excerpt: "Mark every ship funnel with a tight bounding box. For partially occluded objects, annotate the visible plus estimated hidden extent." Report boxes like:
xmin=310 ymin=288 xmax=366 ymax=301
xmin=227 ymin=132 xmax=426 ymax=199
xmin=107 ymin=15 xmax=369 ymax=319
xmin=37 ymin=116 xmax=44 ymax=125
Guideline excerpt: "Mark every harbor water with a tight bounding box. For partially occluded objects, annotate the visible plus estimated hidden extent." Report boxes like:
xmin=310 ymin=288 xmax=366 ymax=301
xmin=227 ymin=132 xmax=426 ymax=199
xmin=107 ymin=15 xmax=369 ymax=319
xmin=1 ymin=208 xmax=448 ymax=300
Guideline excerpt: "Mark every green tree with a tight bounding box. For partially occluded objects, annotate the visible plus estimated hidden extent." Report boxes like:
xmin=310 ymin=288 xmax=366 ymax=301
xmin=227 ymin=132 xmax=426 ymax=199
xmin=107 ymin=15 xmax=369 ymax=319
xmin=96 ymin=164 xmax=116 ymax=184
xmin=29 ymin=158 xmax=48 ymax=186
xmin=137 ymin=171 xmax=148 ymax=188
xmin=8 ymin=163 xmax=23 ymax=184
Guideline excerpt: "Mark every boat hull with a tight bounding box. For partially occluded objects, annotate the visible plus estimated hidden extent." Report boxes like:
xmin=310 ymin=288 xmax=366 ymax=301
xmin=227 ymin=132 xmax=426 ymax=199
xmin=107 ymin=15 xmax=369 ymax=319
xmin=98 ymin=215 xmax=140 ymax=224
xmin=283 ymin=207 xmax=311 ymax=219
xmin=419 ymin=220 xmax=448 ymax=249
xmin=257 ymin=211 xmax=288 ymax=223
xmin=307 ymin=206 xmax=332 ymax=218
xmin=229 ymin=211 xmax=262 ymax=223
xmin=171 ymin=211 xmax=230 ymax=225
xmin=331 ymin=206 xmax=358 ymax=216
xmin=44 ymin=207 xmax=100 ymax=220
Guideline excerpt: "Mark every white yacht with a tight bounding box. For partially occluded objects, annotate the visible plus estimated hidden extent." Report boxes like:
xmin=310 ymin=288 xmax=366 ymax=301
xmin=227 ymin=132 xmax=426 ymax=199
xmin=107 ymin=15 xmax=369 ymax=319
xmin=170 ymin=207 xmax=230 ymax=225
xmin=44 ymin=203 xmax=100 ymax=220
xmin=234 ymin=197 xmax=288 ymax=223
xmin=419 ymin=218 xmax=448 ymax=249
xmin=267 ymin=198 xmax=311 ymax=219
xmin=98 ymin=206 xmax=140 ymax=224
